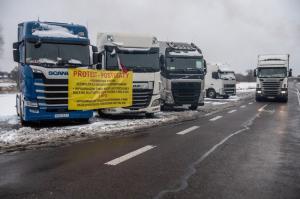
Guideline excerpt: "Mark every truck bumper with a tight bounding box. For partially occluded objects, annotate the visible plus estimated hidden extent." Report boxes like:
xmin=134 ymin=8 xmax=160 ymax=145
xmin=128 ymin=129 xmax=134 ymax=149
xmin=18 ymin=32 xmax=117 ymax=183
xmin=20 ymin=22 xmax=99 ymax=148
xmin=23 ymin=107 xmax=93 ymax=122
xmin=101 ymin=95 xmax=161 ymax=115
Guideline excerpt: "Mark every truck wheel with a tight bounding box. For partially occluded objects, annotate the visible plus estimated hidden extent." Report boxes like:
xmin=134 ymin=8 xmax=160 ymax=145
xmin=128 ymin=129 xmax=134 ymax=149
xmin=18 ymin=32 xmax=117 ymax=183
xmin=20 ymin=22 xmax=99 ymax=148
xmin=207 ymin=89 xmax=216 ymax=99
xmin=189 ymin=104 xmax=198 ymax=110
xmin=145 ymin=113 xmax=155 ymax=118
xmin=20 ymin=103 xmax=30 ymax=126
xmin=255 ymin=96 xmax=262 ymax=102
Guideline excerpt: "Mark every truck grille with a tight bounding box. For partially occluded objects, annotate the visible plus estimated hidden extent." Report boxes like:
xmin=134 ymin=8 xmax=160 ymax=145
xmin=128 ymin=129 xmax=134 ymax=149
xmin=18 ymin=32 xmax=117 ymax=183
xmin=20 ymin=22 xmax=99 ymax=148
xmin=34 ymin=73 xmax=68 ymax=110
xmin=224 ymin=84 xmax=236 ymax=95
xmin=171 ymin=82 xmax=201 ymax=105
xmin=124 ymin=89 xmax=153 ymax=110
xmin=262 ymin=81 xmax=281 ymax=96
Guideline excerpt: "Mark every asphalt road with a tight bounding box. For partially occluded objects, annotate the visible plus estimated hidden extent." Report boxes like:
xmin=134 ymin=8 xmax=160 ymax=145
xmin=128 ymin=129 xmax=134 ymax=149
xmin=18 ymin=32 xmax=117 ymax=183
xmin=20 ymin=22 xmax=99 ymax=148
xmin=0 ymin=83 xmax=299 ymax=199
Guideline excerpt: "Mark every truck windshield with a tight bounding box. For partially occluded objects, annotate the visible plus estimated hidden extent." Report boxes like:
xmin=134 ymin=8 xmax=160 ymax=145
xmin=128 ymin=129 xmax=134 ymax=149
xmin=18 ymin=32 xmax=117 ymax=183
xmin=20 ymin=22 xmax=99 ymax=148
xmin=166 ymin=57 xmax=204 ymax=73
xmin=106 ymin=51 xmax=159 ymax=72
xmin=258 ymin=67 xmax=287 ymax=78
xmin=25 ymin=42 xmax=90 ymax=66
xmin=220 ymin=72 xmax=235 ymax=80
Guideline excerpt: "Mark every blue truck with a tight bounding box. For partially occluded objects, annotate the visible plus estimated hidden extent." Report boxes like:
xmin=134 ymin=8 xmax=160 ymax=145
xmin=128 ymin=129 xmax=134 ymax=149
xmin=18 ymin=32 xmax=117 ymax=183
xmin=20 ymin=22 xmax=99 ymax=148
xmin=13 ymin=21 xmax=97 ymax=125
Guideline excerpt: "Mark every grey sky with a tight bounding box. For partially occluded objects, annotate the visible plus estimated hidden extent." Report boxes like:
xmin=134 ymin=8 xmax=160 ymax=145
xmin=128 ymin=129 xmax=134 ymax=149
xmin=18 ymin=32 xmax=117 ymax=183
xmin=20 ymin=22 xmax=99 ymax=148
xmin=0 ymin=0 xmax=299 ymax=75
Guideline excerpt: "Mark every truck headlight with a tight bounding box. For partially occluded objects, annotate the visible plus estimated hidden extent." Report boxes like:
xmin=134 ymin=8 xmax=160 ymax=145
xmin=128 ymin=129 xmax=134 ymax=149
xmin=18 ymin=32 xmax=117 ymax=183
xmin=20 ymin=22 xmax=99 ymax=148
xmin=24 ymin=100 xmax=38 ymax=107
xmin=257 ymin=90 xmax=262 ymax=94
xmin=151 ymin=99 xmax=160 ymax=107
xmin=281 ymin=90 xmax=286 ymax=94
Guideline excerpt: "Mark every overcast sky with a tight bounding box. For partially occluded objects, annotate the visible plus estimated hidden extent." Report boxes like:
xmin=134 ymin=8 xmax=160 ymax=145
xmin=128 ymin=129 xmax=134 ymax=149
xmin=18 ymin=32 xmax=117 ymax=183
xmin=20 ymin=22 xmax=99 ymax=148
xmin=0 ymin=0 xmax=299 ymax=75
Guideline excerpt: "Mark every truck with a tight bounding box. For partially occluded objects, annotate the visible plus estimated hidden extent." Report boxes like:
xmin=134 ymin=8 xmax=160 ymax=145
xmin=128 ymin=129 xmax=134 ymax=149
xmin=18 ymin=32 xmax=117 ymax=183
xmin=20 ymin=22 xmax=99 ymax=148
xmin=13 ymin=21 xmax=96 ymax=125
xmin=254 ymin=54 xmax=292 ymax=102
xmin=96 ymin=33 xmax=161 ymax=117
xmin=159 ymin=42 xmax=206 ymax=110
xmin=205 ymin=63 xmax=236 ymax=99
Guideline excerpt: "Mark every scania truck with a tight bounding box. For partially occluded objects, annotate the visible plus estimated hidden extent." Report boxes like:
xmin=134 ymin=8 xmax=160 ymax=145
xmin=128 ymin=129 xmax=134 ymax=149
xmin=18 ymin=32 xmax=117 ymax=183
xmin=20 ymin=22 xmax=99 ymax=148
xmin=159 ymin=42 xmax=206 ymax=110
xmin=96 ymin=33 xmax=161 ymax=117
xmin=13 ymin=21 xmax=96 ymax=125
xmin=205 ymin=63 xmax=236 ymax=99
xmin=254 ymin=54 xmax=292 ymax=102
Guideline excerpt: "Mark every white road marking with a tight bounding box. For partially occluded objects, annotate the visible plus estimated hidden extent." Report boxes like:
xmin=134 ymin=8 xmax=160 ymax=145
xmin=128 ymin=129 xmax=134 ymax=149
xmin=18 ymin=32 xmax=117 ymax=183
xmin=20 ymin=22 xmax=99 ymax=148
xmin=240 ymin=105 xmax=246 ymax=108
xmin=176 ymin=126 xmax=199 ymax=135
xmin=296 ymin=89 xmax=300 ymax=106
xmin=105 ymin=145 xmax=156 ymax=166
xmin=248 ymin=102 xmax=253 ymax=105
xmin=209 ymin=115 xmax=223 ymax=121
xmin=258 ymin=104 xmax=268 ymax=112
xmin=228 ymin=109 xmax=237 ymax=114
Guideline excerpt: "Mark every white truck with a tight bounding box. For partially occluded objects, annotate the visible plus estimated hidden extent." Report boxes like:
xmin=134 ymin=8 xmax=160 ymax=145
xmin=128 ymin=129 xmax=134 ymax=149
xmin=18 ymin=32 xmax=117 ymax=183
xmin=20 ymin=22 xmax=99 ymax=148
xmin=96 ymin=33 xmax=161 ymax=117
xmin=159 ymin=42 xmax=206 ymax=110
xmin=254 ymin=54 xmax=292 ymax=102
xmin=205 ymin=63 xmax=236 ymax=99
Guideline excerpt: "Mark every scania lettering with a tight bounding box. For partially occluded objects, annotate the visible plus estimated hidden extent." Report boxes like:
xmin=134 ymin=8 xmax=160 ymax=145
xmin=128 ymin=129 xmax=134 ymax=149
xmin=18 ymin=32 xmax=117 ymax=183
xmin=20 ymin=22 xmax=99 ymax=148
xmin=254 ymin=54 xmax=292 ymax=102
xmin=96 ymin=33 xmax=161 ymax=117
xmin=13 ymin=21 xmax=96 ymax=125
xmin=159 ymin=42 xmax=206 ymax=110
xmin=205 ymin=63 xmax=236 ymax=99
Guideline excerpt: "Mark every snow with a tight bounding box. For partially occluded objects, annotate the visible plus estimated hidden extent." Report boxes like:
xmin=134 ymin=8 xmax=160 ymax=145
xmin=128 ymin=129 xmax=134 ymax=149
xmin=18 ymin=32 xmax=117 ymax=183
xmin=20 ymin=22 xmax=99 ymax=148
xmin=0 ymin=94 xmax=17 ymax=122
xmin=236 ymin=82 xmax=256 ymax=90
xmin=0 ymin=82 xmax=17 ymax=88
xmin=32 ymin=23 xmax=84 ymax=39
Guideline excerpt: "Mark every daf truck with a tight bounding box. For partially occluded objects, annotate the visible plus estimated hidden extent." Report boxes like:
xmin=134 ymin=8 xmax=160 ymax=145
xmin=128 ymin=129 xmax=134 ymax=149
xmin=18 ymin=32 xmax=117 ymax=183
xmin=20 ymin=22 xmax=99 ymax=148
xmin=254 ymin=54 xmax=292 ymax=102
xmin=159 ymin=42 xmax=206 ymax=110
xmin=205 ymin=63 xmax=236 ymax=99
xmin=96 ymin=33 xmax=161 ymax=117
xmin=13 ymin=21 xmax=96 ymax=125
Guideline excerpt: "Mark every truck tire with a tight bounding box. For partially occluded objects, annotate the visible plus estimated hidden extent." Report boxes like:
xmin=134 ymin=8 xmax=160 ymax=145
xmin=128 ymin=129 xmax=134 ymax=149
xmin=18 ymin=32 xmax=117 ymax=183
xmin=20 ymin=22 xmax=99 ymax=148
xmin=255 ymin=96 xmax=262 ymax=102
xmin=189 ymin=104 xmax=198 ymax=110
xmin=207 ymin=89 xmax=216 ymax=99
xmin=20 ymin=102 xmax=30 ymax=126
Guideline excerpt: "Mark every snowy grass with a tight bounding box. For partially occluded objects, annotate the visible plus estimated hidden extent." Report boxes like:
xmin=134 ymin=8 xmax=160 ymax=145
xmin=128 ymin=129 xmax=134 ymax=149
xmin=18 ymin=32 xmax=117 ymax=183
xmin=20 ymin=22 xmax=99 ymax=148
xmin=0 ymin=94 xmax=17 ymax=123
xmin=236 ymin=82 xmax=256 ymax=92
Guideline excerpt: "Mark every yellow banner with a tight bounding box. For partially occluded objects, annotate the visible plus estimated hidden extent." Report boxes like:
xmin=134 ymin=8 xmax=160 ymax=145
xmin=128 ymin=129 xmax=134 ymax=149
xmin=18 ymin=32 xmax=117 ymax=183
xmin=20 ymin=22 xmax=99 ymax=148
xmin=68 ymin=69 xmax=133 ymax=110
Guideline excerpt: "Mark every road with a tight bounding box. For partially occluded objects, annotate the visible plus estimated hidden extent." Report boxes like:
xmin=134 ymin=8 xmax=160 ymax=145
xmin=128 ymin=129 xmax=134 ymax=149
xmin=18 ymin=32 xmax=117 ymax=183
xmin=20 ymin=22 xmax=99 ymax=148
xmin=0 ymin=82 xmax=300 ymax=199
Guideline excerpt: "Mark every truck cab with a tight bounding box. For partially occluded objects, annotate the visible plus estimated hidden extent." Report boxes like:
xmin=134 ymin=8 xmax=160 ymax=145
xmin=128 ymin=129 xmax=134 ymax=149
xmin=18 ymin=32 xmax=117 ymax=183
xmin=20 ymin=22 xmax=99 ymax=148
xmin=254 ymin=54 xmax=292 ymax=102
xmin=13 ymin=21 xmax=95 ymax=125
xmin=205 ymin=63 xmax=236 ymax=99
xmin=159 ymin=42 xmax=206 ymax=110
xmin=96 ymin=33 xmax=161 ymax=117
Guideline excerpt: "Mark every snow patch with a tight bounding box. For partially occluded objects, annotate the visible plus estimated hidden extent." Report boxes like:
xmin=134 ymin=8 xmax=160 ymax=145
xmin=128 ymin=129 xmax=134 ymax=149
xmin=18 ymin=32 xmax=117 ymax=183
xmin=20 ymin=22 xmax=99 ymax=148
xmin=0 ymin=94 xmax=17 ymax=122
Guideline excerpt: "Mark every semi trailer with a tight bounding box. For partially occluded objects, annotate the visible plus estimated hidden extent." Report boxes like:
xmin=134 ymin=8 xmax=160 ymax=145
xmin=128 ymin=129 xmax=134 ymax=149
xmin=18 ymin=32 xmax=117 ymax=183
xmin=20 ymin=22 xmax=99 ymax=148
xmin=254 ymin=54 xmax=292 ymax=102
xmin=159 ymin=42 xmax=206 ymax=110
xmin=96 ymin=33 xmax=161 ymax=117
xmin=13 ymin=21 xmax=96 ymax=125
xmin=205 ymin=63 xmax=236 ymax=99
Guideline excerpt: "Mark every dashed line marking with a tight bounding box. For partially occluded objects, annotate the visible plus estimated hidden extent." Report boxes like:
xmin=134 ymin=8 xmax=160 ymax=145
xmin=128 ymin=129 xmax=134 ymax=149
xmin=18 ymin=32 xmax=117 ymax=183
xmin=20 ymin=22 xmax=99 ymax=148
xmin=228 ymin=109 xmax=237 ymax=114
xmin=248 ymin=102 xmax=253 ymax=105
xmin=105 ymin=145 xmax=156 ymax=166
xmin=176 ymin=126 xmax=199 ymax=135
xmin=258 ymin=104 xmax=268 ymax=112
xmin=240 ymin=105 xmax=246 ymax=108
xmin=296 ymin=89 xmax=300 ymax=106
xmin=209 ymin=115 xmax=223 ymax=121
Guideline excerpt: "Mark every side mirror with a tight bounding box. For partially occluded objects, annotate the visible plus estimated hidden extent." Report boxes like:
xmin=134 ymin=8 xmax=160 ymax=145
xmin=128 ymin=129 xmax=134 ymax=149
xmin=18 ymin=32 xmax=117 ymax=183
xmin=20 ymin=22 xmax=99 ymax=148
xmin=253 ymin=69 xmax=257 ymax=77
xmin=203 ymin=59 xmax=207 ymax=75
xmin=13 ymin=42 xmax=20 ymax=49
xmin=13 ymin=49 xmax=20 ymax=62
xmin=92 ymin=45 xmax=98 ymax=53
xmin=159 ymin=55 xmax=165 ymax=68
xmin=212 ymin=71 xmax=219 ymax=79
xmin=92 ymin=52 xmax=102 ymax=65
xmin=288 ymin=69 xmax=292 ymax=77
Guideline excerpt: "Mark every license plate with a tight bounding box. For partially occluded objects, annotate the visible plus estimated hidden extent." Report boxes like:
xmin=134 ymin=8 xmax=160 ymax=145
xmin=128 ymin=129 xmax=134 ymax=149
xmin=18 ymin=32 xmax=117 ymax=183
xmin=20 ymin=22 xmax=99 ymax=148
xmin=55 ymin=113 xmax=69 ymax=118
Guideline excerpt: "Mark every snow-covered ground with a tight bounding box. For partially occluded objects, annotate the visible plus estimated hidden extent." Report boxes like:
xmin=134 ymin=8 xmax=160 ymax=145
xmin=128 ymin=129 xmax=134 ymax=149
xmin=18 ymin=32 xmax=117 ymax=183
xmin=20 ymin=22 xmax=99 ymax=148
xmin=0 ymin=94 xmax=18 ymax=124
xmin=236 ymin=82 xmax=256 ymax=92
xmin=0 ymin=82 xmax=255 ymax=153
